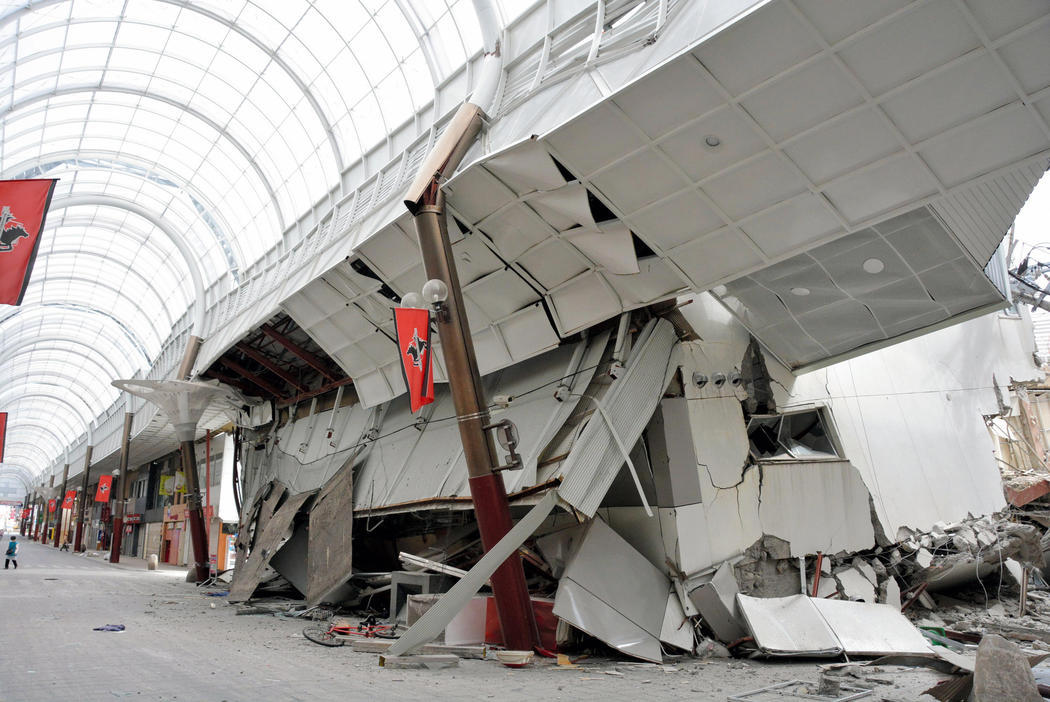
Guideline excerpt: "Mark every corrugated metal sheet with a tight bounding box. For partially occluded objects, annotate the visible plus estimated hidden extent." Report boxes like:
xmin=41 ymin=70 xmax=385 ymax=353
xmin=932 ymin=160 xmax=1045 ymax=267
xmin=557 ymin=318 xmax=680 ymax=516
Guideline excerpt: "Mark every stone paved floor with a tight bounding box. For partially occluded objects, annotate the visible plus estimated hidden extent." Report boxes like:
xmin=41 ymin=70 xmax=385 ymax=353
xmin=0 ymin=539 xmax=949 ymax=701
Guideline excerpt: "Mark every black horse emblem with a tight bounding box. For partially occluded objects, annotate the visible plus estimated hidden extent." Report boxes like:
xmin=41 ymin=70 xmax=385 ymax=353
xmin=0 ymin=206 xmax=29 ymax=252
xmin=405 ymin=329 xmax=428 ymax=370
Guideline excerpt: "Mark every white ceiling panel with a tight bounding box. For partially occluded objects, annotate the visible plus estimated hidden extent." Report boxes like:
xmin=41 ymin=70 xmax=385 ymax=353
xmin=712 ymin=205 xmax=1006 ymax=370
xmin=516 ymin=238 xmax=590 ymax=289
xmin=657 ymin=106 xmax=766 ymax=182
xmin=549 ymin=272 xmax=622 ymax=335
xmin=823 ymin=154 xmax=939 ymax=224
xmin=629 ymin=190 xmax=726 ymax=252
xmin=741 ymin=193 xmax=842 ymax=258
xmin=544 ymin=103 xmax=645 ymax=176
xmin=783 ymin=108 xmax=902 ymax=185
xmin=613 ymin=56 xmax=724 ymax=140
xmin=590 ymin=149 xmax=689 ymax=215
xmin=692 ymin=1 xmax=820 ymax=96
xmin=794 ymin=0 xmax=913 ymax=45
xmin=740 ymin=58 xmax=864 ymax=142
xmin=961 ymin=0 xmax=1049 ymax=40
xmin=702 ymin=151 xmax=808 ymax=220
xmin=838 ymin=0 xmax=981 ymax=97
xmin=996 ymin=22 xmax=1050 ymax=94
xmin=880 ymin=54 xmax=1017 ymax=143
xmin=444 ymin=167 xmax=517 ymax=224
xmin=919 ymin=105 xmax=1048 ymax=187
xmin=669 ymin=227 xmax=764 ymax=290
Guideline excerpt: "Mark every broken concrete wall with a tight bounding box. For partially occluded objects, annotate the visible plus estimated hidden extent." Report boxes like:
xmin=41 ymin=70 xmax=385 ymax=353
xmin=678 ymin=293 xmax=1042 ymax=542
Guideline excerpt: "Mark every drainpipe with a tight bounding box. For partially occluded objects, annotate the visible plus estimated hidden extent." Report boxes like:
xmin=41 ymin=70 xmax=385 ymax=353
xmin=110 ymin=404 xmax=134 ymax=563
xmin=73 ymin=425 xmax=95 ymax=553
xmin=401 ymin=1 xmax=538 ymax=652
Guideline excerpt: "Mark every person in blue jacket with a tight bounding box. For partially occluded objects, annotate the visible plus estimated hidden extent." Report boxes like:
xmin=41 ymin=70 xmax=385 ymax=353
xmin=5 ymin=535 xmax=18 ymax=569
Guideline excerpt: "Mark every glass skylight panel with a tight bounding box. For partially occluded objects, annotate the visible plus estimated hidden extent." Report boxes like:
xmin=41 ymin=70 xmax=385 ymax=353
xmin=1 ymin=0 xmax=502 ymax=474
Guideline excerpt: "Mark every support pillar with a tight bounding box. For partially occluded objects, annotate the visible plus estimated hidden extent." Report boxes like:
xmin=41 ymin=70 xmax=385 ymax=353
xmin=110 ymin=412 xmax=133 ymax=563
xmin=73 ymin=445 xmax=94 ymax=552
xmin=19 ymin=493 xmax=29 ymax=536
xmin=410 ymin=184 xmax=539 ymax=651
xmin=54 ymin=463 xmax=69 ymax=548
xmin=180 ymin=439 xmax=210 ymax=582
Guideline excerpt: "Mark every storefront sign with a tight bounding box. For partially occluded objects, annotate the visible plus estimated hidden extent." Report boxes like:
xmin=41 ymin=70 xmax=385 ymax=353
xmin=125 ymin=513 xmax=142 ymax=524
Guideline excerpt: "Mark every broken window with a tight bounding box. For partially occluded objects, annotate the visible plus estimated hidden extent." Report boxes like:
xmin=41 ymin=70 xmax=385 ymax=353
xmin=747 ymin=409 xmax=839 ymax=461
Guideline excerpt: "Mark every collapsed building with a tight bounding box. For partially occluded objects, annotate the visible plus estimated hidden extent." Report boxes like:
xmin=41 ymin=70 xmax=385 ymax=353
xmin=5 ymin=0 xmax=1050 ymax=678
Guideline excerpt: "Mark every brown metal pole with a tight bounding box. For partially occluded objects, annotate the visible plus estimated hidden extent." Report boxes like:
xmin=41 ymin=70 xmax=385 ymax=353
xmin=180 ymin=439 xmax=210 ymax=582
xmin=33 ymin=496 xmax=42 ymax=540
xmin=110 ymin=412 xmax=133 ymax=563
xmin=73 ymin=445 xmax=93 ymax=552
xmin=411 ymin=188 xmax=539 ymax=651
xmin=54 ymin=463 xmax=69 ymax=548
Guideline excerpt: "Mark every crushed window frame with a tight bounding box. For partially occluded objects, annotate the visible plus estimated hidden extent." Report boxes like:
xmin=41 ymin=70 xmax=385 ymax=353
xmin=746 ymin=408 xmax=841 ymax=462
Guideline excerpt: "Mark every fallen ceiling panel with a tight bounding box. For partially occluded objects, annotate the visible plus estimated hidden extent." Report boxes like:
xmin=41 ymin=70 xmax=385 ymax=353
xmin=553 ymin=519 xmax=671 ymax=663
xmin=737 ymin=594 xmax=930 ymax=657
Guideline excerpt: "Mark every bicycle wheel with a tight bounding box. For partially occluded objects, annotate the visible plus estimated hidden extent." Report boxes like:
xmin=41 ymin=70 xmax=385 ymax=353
xmin=303 ymin=625 xmax=344 ymax=647
xmin=371 ymin=626 xmax=399 ymax=640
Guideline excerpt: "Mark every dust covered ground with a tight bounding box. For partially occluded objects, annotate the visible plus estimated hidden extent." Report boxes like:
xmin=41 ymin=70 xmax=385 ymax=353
xmin=0 ymin=539 xmax=954 ymax=701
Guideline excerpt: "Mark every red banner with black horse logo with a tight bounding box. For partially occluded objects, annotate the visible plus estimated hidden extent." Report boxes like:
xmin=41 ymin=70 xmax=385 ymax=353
xmin=95 ymin=475 xmax=113 ymax=502
xmin=0 ymin=179 xmax=58 ymax=306
xmin=47 ymin=499 xmax=57 ymax=513
xmin=62 ymin=490 xmax=75 ymax=510
xmin=394 ymin=306 xmax=434 ymax=413
xmin=0 ymin=411 xmax=6 ymax=463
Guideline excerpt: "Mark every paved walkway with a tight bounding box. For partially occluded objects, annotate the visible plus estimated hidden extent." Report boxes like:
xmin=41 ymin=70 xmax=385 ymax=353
xmin=0 ymin=539 xmax=946 ymax=701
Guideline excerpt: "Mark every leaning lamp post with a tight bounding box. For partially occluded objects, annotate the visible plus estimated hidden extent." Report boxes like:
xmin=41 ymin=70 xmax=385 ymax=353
xmin=112 ymin=379 xmax=229 ymax=582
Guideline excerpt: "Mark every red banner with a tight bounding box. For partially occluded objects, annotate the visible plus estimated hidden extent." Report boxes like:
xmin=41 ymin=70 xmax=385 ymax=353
xmin=95 ymin=475 xmax=113 ymax=502
xmin=0 ymin=179 xmax=58 ymax=306
xmin=394 ymin=306 xmax=434 ymax=413
xmin=0 ymin=411 xmax=6 ymax=463
xmin=62 ymin=489 xmax=75 ymax=510
xmin=21 ymin=507 xmax=30 ymax=519
xmin=47 ymin=499 xmax=56 ymax=513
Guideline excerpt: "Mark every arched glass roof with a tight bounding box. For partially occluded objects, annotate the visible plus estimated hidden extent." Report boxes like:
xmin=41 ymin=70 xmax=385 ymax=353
xmin=0 ymin=0 xmax=534 ymax=479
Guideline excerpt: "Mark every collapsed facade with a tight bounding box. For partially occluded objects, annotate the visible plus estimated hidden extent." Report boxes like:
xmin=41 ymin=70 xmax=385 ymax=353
xmin=6 ymin=0 xmax=1050 ymax=669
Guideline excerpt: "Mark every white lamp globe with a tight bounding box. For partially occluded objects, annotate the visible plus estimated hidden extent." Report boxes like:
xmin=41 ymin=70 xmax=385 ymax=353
xmin=422 ymin=279 xmax=449 ymax=304
xmin=400 ymin=291 xmax=425 ymax=308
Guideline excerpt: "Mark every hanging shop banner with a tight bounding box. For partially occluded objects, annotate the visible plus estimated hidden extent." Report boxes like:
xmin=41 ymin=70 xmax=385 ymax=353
xmin=0 ymin=411 xmax=6 ymax=462
xmin=174 ymin=470 xmax=186 ymax=494
xmin=62 ymin=489 xmax=76 ymax=510
xmin=159 ymin=475 xmax=173 ymax=496
xmin=21 ymin=507 xmax=30 ymax=519
xmin=0 ymin=179 xmax=58 ymax=306
xmin=393 ymin=306 xmax=435 ymax=413
xmin=95 ymin=475 xmax=113 ymax=502
xmin=47 ymin=498 xmax=56 ymax=513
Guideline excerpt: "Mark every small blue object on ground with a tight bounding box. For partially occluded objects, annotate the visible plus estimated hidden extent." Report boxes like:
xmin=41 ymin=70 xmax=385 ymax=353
xmin=93 ymin=624 xmax=125 ymax=632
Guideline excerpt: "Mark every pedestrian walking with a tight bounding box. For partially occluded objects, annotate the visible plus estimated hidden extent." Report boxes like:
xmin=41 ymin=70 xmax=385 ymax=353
xmin=5 ymin=535 xmax=18 ymax=569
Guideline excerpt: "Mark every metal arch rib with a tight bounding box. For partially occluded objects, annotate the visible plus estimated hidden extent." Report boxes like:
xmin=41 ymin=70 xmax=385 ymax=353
xmin=1 ymin=338 xmax=129 ymax=381
xmin=2 ymin=86 xmax=285 ymax=234
xmin=156 ymin=0 xmax=345 ymax=173
xmin=9 ymin=152 xmax=244 ymax=281
xmin=12 ymin=267 xmax=175 ymax=353
xmin=0 ymin=381 xmax=109 ymax=424
xmin=1 ymin=297 xmax=160 ymax=363
xmin=1 ymin=0 xmax=345 ymax=174
xmin=0 ymin=467 xmax=35 ymax=494
xmin=1 ymin=420 xmax=71 ymax=458
xmin=49 ymin=195 xmax=208 ymax=338
xmin=3 ymin=391 xmax=97 ymax=433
